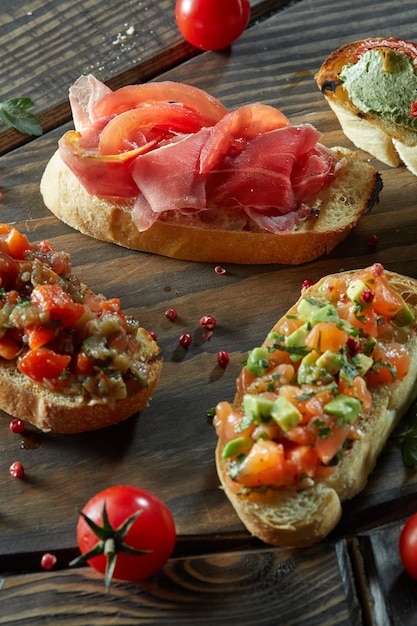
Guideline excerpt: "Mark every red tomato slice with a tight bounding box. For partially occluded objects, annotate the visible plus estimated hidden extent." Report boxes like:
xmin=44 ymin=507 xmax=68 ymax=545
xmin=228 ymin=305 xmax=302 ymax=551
xmin=314 ymin=420 xmax=351 ymax=465
xmin=356 ymin=38 xmax=417 ymax=63
xmin=31 ymin=284 xmax=85 ymax=328
xmin=18 ymin=348 xmax=71 ymax=383
xmin=99 ymin=103 xmax=209 ymax=155
xmin=92 ymin=81 xmax=227 ymax=125
xmin=199 ymin=104 xmax=290 ymax=173
xmin=58 ymin=131 xmax=143 ymax=197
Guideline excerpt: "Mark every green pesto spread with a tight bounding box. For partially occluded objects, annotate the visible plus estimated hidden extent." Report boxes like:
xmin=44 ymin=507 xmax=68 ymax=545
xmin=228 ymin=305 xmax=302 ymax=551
xmin=340 ymin=48 xmax=417 ymax=130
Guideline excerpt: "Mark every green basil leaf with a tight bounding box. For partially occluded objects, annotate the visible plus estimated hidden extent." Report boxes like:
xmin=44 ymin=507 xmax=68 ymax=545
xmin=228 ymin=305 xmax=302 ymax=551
xmin=0 ymin=97 xmax=42 ymax=136
xmin=402 ymin=437 xmax=417 ymax=467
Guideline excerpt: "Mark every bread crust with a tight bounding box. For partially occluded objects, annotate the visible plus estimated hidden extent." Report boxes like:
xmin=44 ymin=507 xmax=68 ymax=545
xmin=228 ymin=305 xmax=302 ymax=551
xmin=40 ymin=149 xmax=382 ymax=265
xmin=0 ymin=325 xmax=162 ymax=435
xmin=316 ymin=39 xmax=417 ymax=173
xmin=215 ymin=270 xmax=417 ymax=547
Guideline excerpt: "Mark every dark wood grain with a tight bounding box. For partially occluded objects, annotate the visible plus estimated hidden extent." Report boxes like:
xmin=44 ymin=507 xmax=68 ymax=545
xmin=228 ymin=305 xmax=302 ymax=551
xmin=0 ymin=0 xmax=290 ymax=154
xmin=0 ymin=544 xmax=362 ymax=626
xmin=2 ymin=0 xmax=417 ymax=623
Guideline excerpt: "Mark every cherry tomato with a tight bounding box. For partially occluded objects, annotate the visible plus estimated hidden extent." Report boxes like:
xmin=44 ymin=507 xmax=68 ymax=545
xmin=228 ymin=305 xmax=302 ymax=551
xmin=73 ymin=486 xmax=176 ymax=588
xmin=175 ymin=0 xmax=251 ymax=51
xmin=399 ymin=512 xmax=417 ymax=579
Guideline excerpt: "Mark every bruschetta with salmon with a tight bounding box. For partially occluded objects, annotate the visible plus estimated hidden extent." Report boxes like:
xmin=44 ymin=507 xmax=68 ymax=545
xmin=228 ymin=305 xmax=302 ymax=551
xmin=214 ymin=264 xmax=417 ymax=546
xmin=40 ymin=75 xmax=382 ymax=265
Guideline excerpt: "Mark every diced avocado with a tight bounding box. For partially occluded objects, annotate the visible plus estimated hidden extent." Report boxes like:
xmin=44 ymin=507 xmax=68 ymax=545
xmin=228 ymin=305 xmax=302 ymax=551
xmin=246 ymin=346 xmax=269 ymax=377
xmin=242 ymin=393 xmax=273 ymax=422
xmin=346 ymin=279 xmax=369 ymax=304
xmin=324 ymin=394 xmax=362 ymax=424
xmin=316 ymin=350 xmax=345 ymax=375
xmin=310 ymin=303 xmax=340 ymax=324
xmin=297 ymin=350 xmax=335 ymax=385
xmin=393 ymin=301 xmax=415 ymax=327
xmin=270 ymin=396 xmax=303 ymax=432
xmin=285 ymin=323 xmax=310 ymax=362
xmin=222 ymin=436 xmax=254 ymax=459
xmin=297 ymin=297 xmax=324 ymax=321
xmin=352 ymin=352 xmax=374 ymax=376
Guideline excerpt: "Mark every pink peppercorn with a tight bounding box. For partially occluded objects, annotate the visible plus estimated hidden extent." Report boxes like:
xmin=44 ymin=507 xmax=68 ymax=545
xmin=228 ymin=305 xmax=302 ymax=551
xmin=41 ymin=553 xmax=57 ymax=571
xmin=302 ymin=279 xmax=314 ymax=290
xmin=9 ymin=418 xmax=25 ymax=434
xmin=217 ymin=350 xmax=230 ymax=368
xmin=9 ymin=461 xmax=24 ymax=478
xmin=179 ymin=332 xmax=192 ymax=348
xmin=200 ymin=315 xmax=216 ymax=330
xmin=165 ymin=308 xmax=178 ymax=321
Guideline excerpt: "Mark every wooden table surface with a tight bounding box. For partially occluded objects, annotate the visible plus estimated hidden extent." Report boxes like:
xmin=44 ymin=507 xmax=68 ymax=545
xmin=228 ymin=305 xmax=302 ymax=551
xmin=1 ymin=0 xmax=417 ymax=623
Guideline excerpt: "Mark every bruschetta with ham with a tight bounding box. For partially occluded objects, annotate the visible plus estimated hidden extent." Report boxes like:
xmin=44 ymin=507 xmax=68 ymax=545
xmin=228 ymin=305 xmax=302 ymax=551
xmin=0 ymin=224 xmax=162 ymax=434
xmin=41 ymin=75 xmax=382 ymax=265
xmin=214 ymin=264 xmax=417 ymax=546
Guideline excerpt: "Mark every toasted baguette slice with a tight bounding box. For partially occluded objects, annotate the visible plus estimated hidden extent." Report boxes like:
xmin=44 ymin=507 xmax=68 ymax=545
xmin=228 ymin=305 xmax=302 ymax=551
xmin=40 ymin=148 xmax=382 ymax=265
xmin=215 ymin=269 xmax=417 ymax=547
xmin=0 ymin=325 xmax=162 ymax=434
xmin=0 ymin=227 xmax=162 ymax=434
xmin=316 ymin=39 xmax=417 ymax=173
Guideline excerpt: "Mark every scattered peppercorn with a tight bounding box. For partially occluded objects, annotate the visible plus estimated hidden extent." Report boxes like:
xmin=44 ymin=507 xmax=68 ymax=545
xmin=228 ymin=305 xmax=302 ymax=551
xmin=200 ymin=315 xmax=216 ymax=330
xmin=40 ymin=553 xmax=57 ymax=571
xmin=302 ymin=279 xmax=314 ymax=290
xmin=178 ymin=332 xmax=192 ymax=348
xmin=9 ymin=461 xmax=24 ymax=478
xmin=148 ymin=331 xmax=157 ymax=341
xmin=9 ymin=418 xmax=25 ymax=434
xmin=165 ymin=308 xmax=178 ymax=321
xmin=361 ymin=289 xmax=375 ymax=304
xmin=214 ymin=266 xmax=226 ymax=275
xmin=217 ymin=350 xmax=230 ymax=368
xmin=367 ymin=234 xmax=379 ymax=247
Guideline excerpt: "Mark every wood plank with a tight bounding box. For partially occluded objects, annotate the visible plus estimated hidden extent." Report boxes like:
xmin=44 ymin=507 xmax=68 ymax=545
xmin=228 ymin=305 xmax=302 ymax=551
xmin=353 ymin=520 xmax=417 ymax=626
xmin=0 ymin=543 xmax=361 ymax=626
xmin=1 ymin=0 xmax=417 ymax=569
xmin=0 ymin=0 xmax=290 ymax=154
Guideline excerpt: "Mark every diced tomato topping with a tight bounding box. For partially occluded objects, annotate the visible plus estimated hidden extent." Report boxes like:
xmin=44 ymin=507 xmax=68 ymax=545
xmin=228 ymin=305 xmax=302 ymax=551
xmin=0 ymin=227 xmax=32 ymax=260
xmin=31 ymin=284 xmax=85 ymax=328
xmin=75 ymin=352 xmax=95 ymax=376
xmin=99 ymin=298 xmax=127 ymax=330
xmin=0 ymin=251 xmax=19 ymax=289
xmin=26 ymin=324 xmax=57 ymax=350
xmin=18 ymin=348 xmax=71 ymax=383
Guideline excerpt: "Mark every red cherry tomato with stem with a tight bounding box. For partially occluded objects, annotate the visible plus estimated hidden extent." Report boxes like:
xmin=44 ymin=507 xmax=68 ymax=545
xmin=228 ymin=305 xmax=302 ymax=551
xmin=399 ymin=512 xmax=417 ymax=580
xmin=71 ymin=486 xmax=176 ymax=589
xmin=175 ymin=0 xmax=251 ymax=51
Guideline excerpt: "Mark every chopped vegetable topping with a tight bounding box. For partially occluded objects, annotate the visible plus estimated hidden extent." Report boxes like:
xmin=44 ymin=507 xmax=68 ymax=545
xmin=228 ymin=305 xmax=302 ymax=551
xmin=214 ymin=264 xmax=415 ymax=492
xmin=0 ymin=224 xmax=150 ymax=402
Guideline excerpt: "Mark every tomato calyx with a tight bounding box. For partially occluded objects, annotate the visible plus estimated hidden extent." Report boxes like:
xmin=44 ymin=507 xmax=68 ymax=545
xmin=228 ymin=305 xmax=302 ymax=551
xmin=70 ymin=502 xmax=152 ymax=590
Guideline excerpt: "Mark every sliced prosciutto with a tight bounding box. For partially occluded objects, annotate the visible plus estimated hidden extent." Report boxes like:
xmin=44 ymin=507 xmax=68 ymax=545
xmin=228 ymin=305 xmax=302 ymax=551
xmin=58 ymin=75 xmax=340 ymax=234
